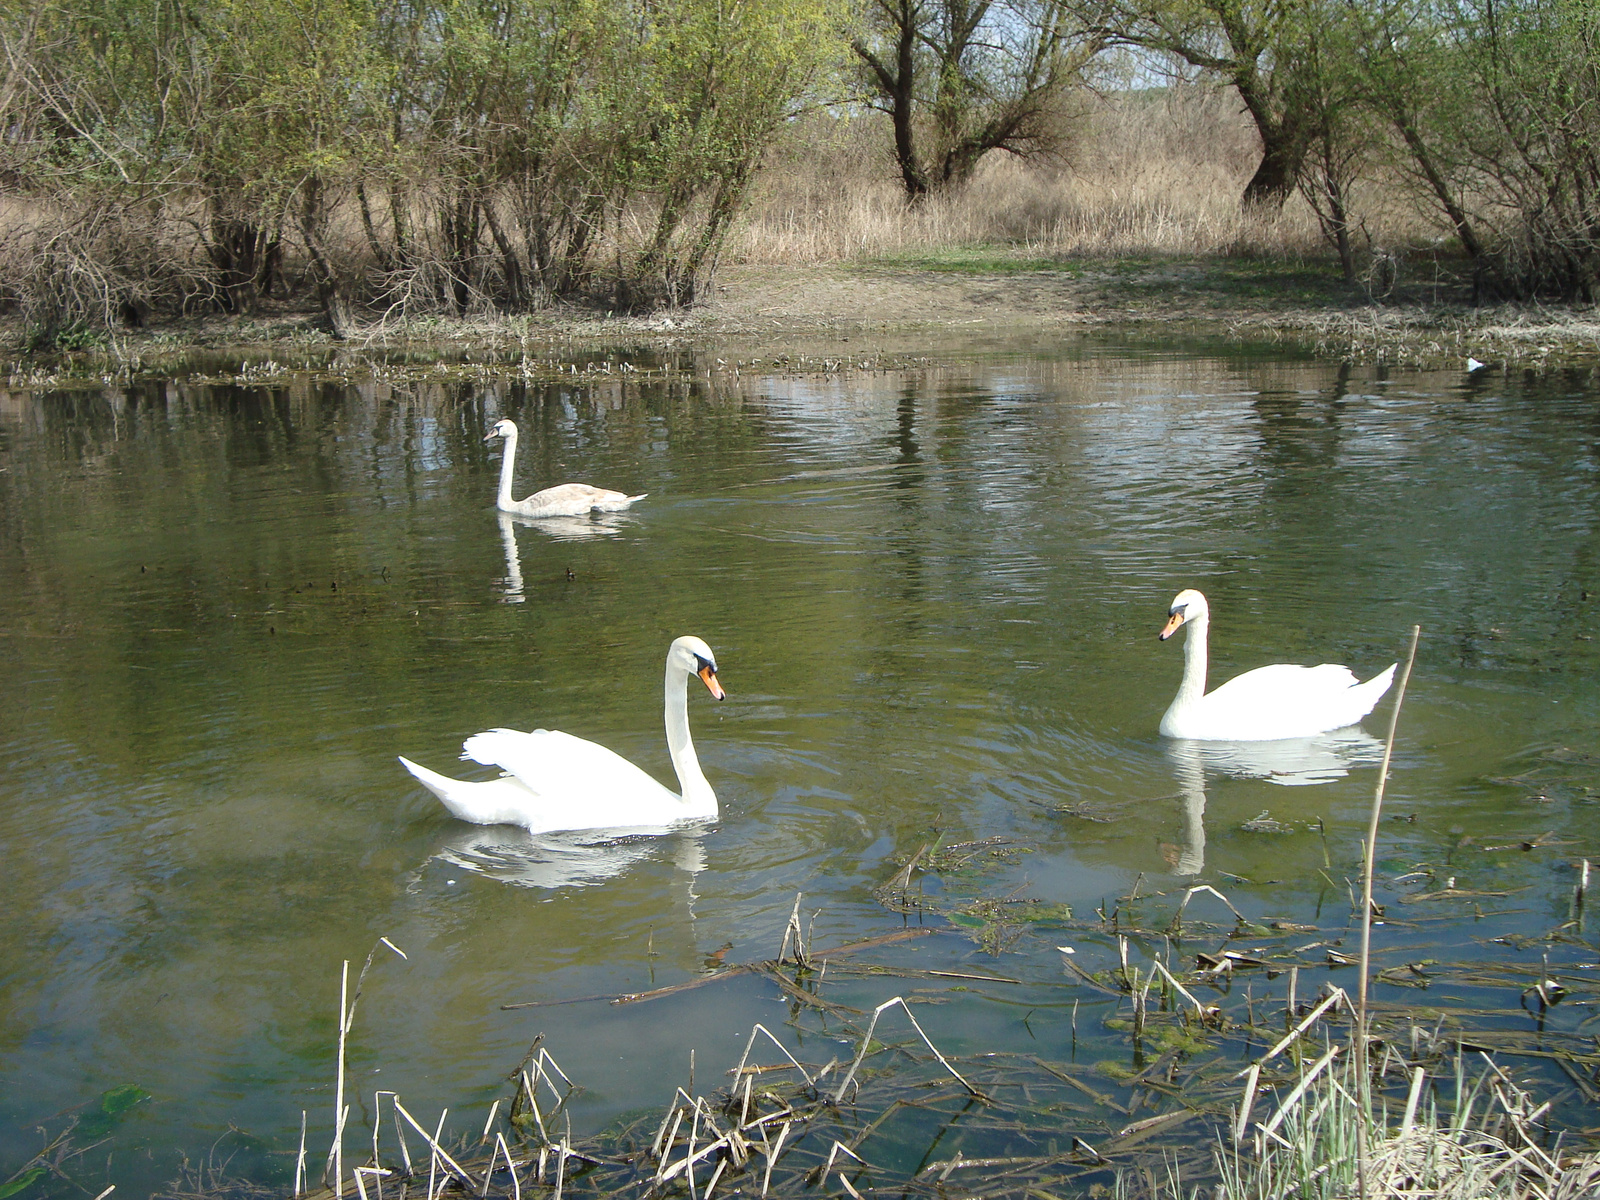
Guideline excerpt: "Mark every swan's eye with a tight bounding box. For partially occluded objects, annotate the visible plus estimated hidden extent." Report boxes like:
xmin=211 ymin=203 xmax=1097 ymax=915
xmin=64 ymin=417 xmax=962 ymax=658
xmin=694 ymin=654 xmax=716 ymax=675
xmin=1169 ymin=603 xmax=1188 ymax=618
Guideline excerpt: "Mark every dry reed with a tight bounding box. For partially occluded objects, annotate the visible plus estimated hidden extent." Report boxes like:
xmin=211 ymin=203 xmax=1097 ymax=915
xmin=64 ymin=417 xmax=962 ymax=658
xmin=728 ymin=89 xmax=1433 ymax=268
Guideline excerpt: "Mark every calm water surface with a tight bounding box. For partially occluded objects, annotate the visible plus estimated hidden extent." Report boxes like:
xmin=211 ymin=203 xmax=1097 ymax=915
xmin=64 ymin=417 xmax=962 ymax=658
xmin=4 ymin=332 xmax=1600 ymax=1192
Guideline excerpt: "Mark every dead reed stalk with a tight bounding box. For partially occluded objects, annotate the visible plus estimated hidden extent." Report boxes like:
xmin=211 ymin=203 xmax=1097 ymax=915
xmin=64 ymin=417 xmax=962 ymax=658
xmin=1355 ymin=625 xmax=1422 ymax=1194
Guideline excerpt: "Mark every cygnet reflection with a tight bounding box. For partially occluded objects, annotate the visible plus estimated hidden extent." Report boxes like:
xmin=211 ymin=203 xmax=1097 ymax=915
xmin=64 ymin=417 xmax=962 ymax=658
xmin=497 ymin=510 xmax=636 ymax=601
xmin=502 ymin=508 xmax=635 ymax=543
xmin=1164 ymin=727 xmax=1387 ymax=876
xmin=429 ymin=822 xmax=709 ymax=890
xmin=497 ymin=512 xmax=527 ymax=603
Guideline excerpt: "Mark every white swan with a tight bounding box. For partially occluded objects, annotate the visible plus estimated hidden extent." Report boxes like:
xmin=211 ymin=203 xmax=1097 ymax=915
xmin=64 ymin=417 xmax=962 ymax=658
xmin=486 ymin=418 xmax=645 ymax=518
xmin=1158 ymin=589 xmax=1396 ymax=741
xmin=399 ymin=636 xmax=724 ymax=834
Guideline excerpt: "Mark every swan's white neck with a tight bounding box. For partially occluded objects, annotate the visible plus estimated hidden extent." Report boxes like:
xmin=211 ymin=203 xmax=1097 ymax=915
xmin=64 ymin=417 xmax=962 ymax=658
xmin=665 ymin=660 xmax=715 ymax=808
xmin=494 ymin=428 xmax=519 ymax=510
xmin=1172 ymin=612 xmax=1210 ymax=710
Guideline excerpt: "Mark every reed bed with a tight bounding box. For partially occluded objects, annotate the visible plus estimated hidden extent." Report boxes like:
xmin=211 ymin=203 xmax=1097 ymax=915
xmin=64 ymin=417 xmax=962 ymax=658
xmin=727 ymin=90 xmax=1429 ymax=268
xmin=282 ymin=882 xmax=1600 ymax=1200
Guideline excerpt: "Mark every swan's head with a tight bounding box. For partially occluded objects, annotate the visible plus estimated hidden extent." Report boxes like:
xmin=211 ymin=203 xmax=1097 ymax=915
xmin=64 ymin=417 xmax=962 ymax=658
xmin=1158 ymin=589 xmax=1209 ymax=641
xmin=670 ymin=635 xmax=725 ymax=700
xmin=485 ymin=419 xmax=518 ymax=443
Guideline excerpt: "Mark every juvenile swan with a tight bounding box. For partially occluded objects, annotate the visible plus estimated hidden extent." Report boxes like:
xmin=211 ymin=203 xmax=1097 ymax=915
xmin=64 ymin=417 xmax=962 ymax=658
xmin=486 ymin=418 xmax=645 ymax=518
xmin=399 ymin=636 xmax=724 ymax=834
xmin=1158 ymin=589 xmax=1395 ymax=741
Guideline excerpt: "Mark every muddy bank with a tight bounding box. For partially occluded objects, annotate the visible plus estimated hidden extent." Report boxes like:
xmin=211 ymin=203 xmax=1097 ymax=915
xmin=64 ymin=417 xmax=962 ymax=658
xmin=8 ymin=257 xmax=1600 ymax=385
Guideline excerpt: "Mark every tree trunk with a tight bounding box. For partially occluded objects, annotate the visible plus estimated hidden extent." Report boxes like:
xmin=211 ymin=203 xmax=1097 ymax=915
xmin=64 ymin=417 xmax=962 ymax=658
xmin=1231 ymin=69 xmax=1313 ymax=208
xmin=853 ymin=0 xmax=929 ymax=201
xmin=389 ymin=187 xmax=412 ymax=269
xmin=1393 ymin=116 xmax=1484 ymax=260
xmin=206 ymin=197 xmax=268 ymax=314
xmin=1242 ymin=129 xmax=1307 ymax=207
xmin=298 ymin=174 xmax=354 ymax=339
xmin=440 ymin=190 xmax=480 ymax=315
xmin=356 ymin=181 xmax=394 ymax=272
xmin=888 ymin=2 xmax=928 ymax=200
xmin=482 ymin=200 xmax=526 ymax=308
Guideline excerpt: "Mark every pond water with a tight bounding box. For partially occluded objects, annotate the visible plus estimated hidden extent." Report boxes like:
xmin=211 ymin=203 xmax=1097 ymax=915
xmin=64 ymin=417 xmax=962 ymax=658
xmin=4 ymin=332 xmax=1600 ymax=1196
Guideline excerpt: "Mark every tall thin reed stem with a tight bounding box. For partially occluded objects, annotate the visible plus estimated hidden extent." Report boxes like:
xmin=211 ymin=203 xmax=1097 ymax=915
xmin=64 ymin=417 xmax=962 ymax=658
xmin=335 ymin=960 xmax=349 ymax=1196
xmin=1355 ymin=624 xmax=1422 ymax=1197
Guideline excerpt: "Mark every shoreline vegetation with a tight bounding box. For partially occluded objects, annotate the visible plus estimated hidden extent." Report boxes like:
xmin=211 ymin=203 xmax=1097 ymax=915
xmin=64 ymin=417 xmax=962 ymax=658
xmin=5 ymin=13 xmax=1600 ymax=373
xmin=8 ymin=250 xmax=1600 ymax=388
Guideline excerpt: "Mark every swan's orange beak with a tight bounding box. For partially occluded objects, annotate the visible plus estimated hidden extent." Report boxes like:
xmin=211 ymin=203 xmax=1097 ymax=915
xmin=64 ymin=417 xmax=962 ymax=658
xmin=698 ymin=665 xmax=726 ymax=700
xmin=1158 ymin=610 xmax=1187 ymax=641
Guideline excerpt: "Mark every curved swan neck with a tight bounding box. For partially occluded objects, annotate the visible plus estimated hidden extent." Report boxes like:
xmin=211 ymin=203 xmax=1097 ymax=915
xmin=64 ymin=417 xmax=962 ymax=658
xmin=495 ymin=428 xmax=518 ymax=510
xmin=1176 ymin=611 xmax=1210 ymax=706
xmin=665 ymin=660 xmax=714 ymax=807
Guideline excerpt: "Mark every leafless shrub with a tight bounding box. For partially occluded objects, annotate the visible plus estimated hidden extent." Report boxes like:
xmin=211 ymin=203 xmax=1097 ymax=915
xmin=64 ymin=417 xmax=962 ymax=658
xmin=2 ymin=196 xmax=213 ymax=349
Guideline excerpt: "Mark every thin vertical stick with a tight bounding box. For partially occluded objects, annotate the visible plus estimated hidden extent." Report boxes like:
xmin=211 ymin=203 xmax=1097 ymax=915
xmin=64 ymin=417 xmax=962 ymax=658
xmin=427 ymin=1108 xmax=448 ymax=1200
xmin=497 ymin=1132 xmax=521 ymax=1200
xmin=1578 ymin=860 xmax=1591 ymax=930
xmin=334 ymin=960 xmax=350 ymax=1196
xmin=296 ymin=1110 xmax=308 ymax=1197
xmin=393 ymin=1107 xmax=413 ymax=1176
xmin=521 ymin=1072 xmax=548 ymax=1143
xmin=1356 ymin=624 xmax=1421 ymax=1198
xmin=373 ymin=1094 xmax=383 ymax=1173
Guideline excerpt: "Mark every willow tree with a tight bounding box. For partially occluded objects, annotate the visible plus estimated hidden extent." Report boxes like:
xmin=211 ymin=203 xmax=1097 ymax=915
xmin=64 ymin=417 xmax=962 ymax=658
xmin=3 ymin=0 xmax=385 ymax=331
xmin=189 ymin=0 xmax=387 ymax=330
xmin=368 ymin=0 xmax=842 ymax=312
xmin=621 ymin=0 xmax=847 ymax=303
xmin=367 ymin=0 xmax=615 ymax=313
xmin=1089 ymin=0 xmax=1340 ymax=207
xmin=1354 ymin=0 xmax=1600 ymax=298
xmin=0 ymin=0 xmax=844 ymax=333
xmin=0 ymin=0 xmax=204 ymax=335
xmin=853 ymin=0 xmax=1100 ymax=199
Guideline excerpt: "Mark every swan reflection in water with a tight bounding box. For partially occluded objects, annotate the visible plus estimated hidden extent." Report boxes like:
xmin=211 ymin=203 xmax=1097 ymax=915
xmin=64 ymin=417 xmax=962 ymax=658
xmin=497 ymin=510 xmax=636 ymax=602
xmin=428 ymin=822 xmax=709 ymax=890
xmin=1165 ymin=727 xmax=1386 ymax=876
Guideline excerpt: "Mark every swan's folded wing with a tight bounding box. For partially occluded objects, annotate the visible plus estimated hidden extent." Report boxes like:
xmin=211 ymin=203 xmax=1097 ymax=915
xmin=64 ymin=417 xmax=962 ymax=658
xmin=1204 ymin=662 xmax=1361 ymax=707
xmin=530 ymin=483 xmax=637 ymax=508
xmin=1201 ymin=662 xmax=1394 ymax=738
xmin=461 ymin=728 xmax=674 ymax=805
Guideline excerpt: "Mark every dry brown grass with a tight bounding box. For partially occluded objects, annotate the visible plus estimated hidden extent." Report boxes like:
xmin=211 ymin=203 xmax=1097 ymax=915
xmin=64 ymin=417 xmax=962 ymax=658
xmin=730 ymin=86 xmax=1439 ymax=266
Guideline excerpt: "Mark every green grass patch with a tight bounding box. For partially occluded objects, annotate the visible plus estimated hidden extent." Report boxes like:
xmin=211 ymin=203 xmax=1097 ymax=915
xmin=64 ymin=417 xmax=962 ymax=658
xmin=866 ymin=245 xmax=1358 ymax=305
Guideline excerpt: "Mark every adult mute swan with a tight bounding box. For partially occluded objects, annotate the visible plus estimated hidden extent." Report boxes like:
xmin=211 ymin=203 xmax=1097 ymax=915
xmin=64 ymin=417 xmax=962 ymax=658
xmin=399 ymin=636 xmax=724 ymax=834
xmin=486 ymin=418 xmax=646 ymax=518
xmin=1158 ymin=589 xmax=1396 ymax=741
